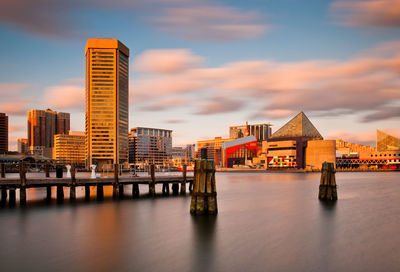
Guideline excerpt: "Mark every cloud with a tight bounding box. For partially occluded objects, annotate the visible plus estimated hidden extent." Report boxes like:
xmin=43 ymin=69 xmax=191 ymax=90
xmin=135 ymin=49 xmax=204 ymax=73
xmin=0 ymin=0 xmax=269 ymax=41
xmin=0 ymin=83 xmax=30 ymax=96
xmin=362 ymin=106 xmax=400 ymax=122
xmin=195 ymin=96 xmax=245 ymax=115
xmin=153 ymin=5 xmax=268 ymax=41
xmin=331 ymin=0 xmax=400 ymax=28
xmin=140 ymin=98 xmax=188 ymax=111
xmin=134 ymin=43 xmax=400 ymax=120
xmin=43 ymin=84 xmax=84 ymax=110
xmin=164 ymin=119 xmax=186 ymax=124
xmin=0 ymin=99 xmax=32 ymax=116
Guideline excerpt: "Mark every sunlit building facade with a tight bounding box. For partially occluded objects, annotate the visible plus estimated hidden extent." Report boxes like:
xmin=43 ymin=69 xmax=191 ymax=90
xmin=17 ymin=138 xmax=28 ymax=154
xmin=53 ymin=131 xmax=86 ymax=166
xmin=85 ymin=39 xmax=129 ymax=168
xmin=197 ymin=137 xmax=233 ymax=166
xmin=0 ymin=113 xmax=8 ymax=154
xmin=229 ymin=122 xmax=272 ymax=141
xmin=27 ymin=109 xmax=70 ymax=157
xmin=128 ymin=127 xmax=172 ymax=166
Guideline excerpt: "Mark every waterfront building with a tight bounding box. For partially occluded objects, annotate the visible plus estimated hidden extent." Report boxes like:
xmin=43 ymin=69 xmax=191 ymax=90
xmin=17 ymin=138 xmax=28 ymax=154
xmin=172 ymin=146 xmax=185 ymax=160
xmin=0 ymin=113 xmax=8 ymax=154
xmin=264 ymin=112 xmax=324 ymax=169
xmin=336 ymin=139 xmax=376 ymax=157
xmin=221 ymin=136 xmax=258 ymax=167
xmin=128 ymin=127 xmax=172 ymax=166
xmin=27 ymin=109 xmax=70 ymax=157
xmin=53 ymin=131 xmax=86 ymax=166
xmin=377 ymin=129 xmax=400 ymax=152
xmin=229 ymin=122 xmax=272 ymax=141
xmin=197 ymin=137 xmax=233 ymax=166
xmin=305 ymin=140 xmax=336 ymax=171
xmin=186 ymin=144 xmax=196 ymax=160
xmin=85 ymin=39 xmax=129 ymax=168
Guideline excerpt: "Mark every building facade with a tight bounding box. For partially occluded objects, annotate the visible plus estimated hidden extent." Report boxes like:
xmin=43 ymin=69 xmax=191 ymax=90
xmin=53 ymin=131 xmax=86 ymax=166
xmin=229 ymin=122 xmax=272 ymax=141
xmin=197 ymin=137 xmax=233 ymax=166
xmin=17 ymin=138 xmax=28 ymax=154
xmin=85 ymin=39 xmax=129 ymax=168
xmin=222 ymin=136 xmax=258 ymax=168
xmin=377 ymin=129 xmax=400 ymax=152
xmin=0 ymin=113 xmax=8 ymax=154
xmin=27 ymin=109 xmax=70 ymax=157
xmin=128 ymin=127 xmax=172 ymax=165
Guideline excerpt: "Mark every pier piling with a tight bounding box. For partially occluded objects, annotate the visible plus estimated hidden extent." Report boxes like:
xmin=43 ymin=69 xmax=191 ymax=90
xmin=190 ymin=160 xmax=218 ymax=215
xmin=1 ymin=188 xmax=7 ymax=205
xmin=85 ymin=185 xmax=90 ymax=200
xmin=56 ymin=186 xmax=64 ymax=202
xmin=113 ymin=164 xmax=119 ymax=199
xmin=318 ymin=162 xmax=338 ymax=201
xmin=70 ymin=164 xmax=76 ymax=200
xmin=46 ymin=186 xmax=52 ymax=201
xmin=9 ymin=189 xmax=16 ymax=206
xmin=180 ymin=164 xmax=187 ymax=195
xmin=132 ymin=184 xmax=139 ymax=197
xmin=97 ymin=185 xmax=104 ymax=200
xmin=19 ymin=162 xmax=27 ymax=205
xmin=149 ymin=164 xmax=156 ymax=196
xmin=1 ymin=163 xmax=5 ymax=178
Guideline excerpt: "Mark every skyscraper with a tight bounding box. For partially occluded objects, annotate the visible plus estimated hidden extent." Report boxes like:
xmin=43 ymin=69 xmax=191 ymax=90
xmin=27 ymin=109 xmax=70 ymax=157
xmin=0 ymin=113 xmax=8 ymax=154
xmin=85 ymin=39 xmax=129 ymax=167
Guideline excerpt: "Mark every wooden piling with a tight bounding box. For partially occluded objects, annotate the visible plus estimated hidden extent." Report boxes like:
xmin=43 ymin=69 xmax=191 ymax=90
xmin=318 ymin=162 xmax=337 ymax=201
xmin=149 ymin=164 xmax=156 ymax=196
xmin=45 ymin=163 xmax=50 ymax=178
xmin=113 ymin=164 xmax=119 ymax=199
xmin=132 ymin=183 xmax=139 ymax=197
xmin=9 ymin=189 xmax=16 ymax=206
xmin=70 ymin=164 xmax=76 ymax=200
xmin=46 ymin=186 xmax=52 ymax=200
xmin=180 ymin=164 xmax=187 ymax=194
xmin=162 ymin=183 xmax=169 ymax=195
xmin=190 ymin=160 xmax=218 ymax=215
xmin=119 ymin=184 xmax=124 ymax=199
xmin=97 ymin=185 xmax=103 ymax=200
xmin=1 ymin=188 xmax=7 ymax=205
xmin=56 ymin=185 xmax=64 ymax=202
xmin=1 ymin=163 xmax=5 ymax=178
xmin=85 ymin=185 xmax=90 ymax=200
xmin=172 ymin=183 xmax=179 ymax=195
xmin=19 ymin=162 xmax=26 ymax=205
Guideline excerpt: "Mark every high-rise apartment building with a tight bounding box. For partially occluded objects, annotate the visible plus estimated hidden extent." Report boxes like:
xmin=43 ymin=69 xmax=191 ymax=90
xmin=0 ymin=113 xmax=8 ymax=154
xmin=27 ymin=109 xmax=70 ymax=157
xmin=128 ymin=127 xmax=172 ymax=165
xmin=85 ymin=39 xmax=129 ymax=168
xmin=17 ymin=138 xmax=28 ymax=154
xmin=53 ymin=131 xmax=86 ymax=166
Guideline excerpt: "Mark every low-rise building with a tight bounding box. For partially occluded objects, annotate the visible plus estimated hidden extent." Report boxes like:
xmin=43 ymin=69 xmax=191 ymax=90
xmin=53 ymin=131 xmax=86 ymax=166
xmin=197 ymin=137 xmax=233 ymax=166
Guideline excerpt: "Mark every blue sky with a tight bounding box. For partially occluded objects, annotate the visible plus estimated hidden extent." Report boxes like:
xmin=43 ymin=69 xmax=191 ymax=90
xmin=1 ymin=0 xmax=400 ymax=150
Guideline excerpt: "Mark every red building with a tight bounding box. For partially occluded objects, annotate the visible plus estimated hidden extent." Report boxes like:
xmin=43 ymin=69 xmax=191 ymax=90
xmin=222 ymin=136 xmax=258 ymax=168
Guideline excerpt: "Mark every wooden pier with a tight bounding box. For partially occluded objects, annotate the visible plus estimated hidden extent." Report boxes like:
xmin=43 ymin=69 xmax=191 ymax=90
xmin=0 ymin=163 xmax=193 ymax=206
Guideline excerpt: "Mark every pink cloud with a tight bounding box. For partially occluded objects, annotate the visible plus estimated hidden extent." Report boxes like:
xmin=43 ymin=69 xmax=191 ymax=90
xmin=331 ymin=0 xmax=400 ymax=28
xmin=43 ymin=84 xmax=84 ymax=110
xmin=140 ymin=98 xmax=188 ymax=111
xmin=135 ymin=49 xmax=204 ymax=73
xmin=164 ymin=119 xmax=186 ymax=124
xmin=154 ymin=5 xmax=268 ymax=41
xmin=0 ymin=82 xmax=30 ymax=96
xmin=0 ymin=99 xmax=32 ymax=116
xmin=196 ymin=96 xmax=245 ymax=115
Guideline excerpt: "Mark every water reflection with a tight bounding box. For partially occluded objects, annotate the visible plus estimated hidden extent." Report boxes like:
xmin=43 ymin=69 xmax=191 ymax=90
xmin=191 ymin=216 xmax=217 ymax=272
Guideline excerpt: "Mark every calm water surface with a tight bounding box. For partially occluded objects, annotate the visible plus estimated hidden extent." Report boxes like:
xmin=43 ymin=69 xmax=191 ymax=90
xmin=1 ymin=172 xmax=400 ymax=272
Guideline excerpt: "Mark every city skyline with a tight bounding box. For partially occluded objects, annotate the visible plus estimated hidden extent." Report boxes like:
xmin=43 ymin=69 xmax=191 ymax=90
xmin=1 ymin=0 xmax=400 ymax=150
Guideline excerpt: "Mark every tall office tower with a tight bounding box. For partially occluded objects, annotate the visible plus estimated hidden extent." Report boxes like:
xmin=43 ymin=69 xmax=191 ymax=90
xmin=85 ymin=39 xmax=129 ymax=168
xmin=27 ymin=109 xmax=70 ymax=157
xmin=0 ymin=113 xmax=8 ymax=154
xmin=128 ymin=127 xmax=172 ymax=166
xmin=17 ymin=138 xmax=28 ymax=154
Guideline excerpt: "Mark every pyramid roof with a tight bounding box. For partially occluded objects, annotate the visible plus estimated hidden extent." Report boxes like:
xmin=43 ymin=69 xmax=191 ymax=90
xmin=271 ymin=112 xmax=323 ymax=139
xmin=376 ymin=129 xmax=400 ymax=151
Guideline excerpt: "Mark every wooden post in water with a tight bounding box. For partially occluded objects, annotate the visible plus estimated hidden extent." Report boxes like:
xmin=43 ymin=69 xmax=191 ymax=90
xmin=1 ymin=188 xmax=7 ymax=205
xmin=70 ymin=164 xmax=76 ymax=200
xmin=19 ymin=162 xmax=27 ymax=205
xmin=97 ymin=185 xmax=104 ymax=200
xmin=46 ymin=186 xmax=51 ymax=201
xmin=9 ymin=189 xmax=16 ymax=206
xmin=1 ymin=163 xmax=5 ymax=178
xmin=190 ymin=160 xmax=218 ymax=215
xmin=56 ymin=185 xmax=64 ymax=203
xmin=132 ymin=183 xmax=139 ymax=198
xmin=149 ymin=164 xmax=156 ymax=196
xmin=318 ymin=162 xmax=338 ymax=200
xmin=180 ymin=164 xmax=187 ymax=195
xmin=85 ymin=185 xmax=90 ymax=200
xmin=113 ymin=164 xmax=119 ymax=199
xmin=172 ymin=182 xmax=179 ymax=195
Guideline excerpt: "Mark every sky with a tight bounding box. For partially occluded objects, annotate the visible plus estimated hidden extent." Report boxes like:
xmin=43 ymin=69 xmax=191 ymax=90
xmin=0 ymin=0 xmax=400 ymax=150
